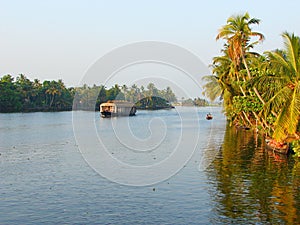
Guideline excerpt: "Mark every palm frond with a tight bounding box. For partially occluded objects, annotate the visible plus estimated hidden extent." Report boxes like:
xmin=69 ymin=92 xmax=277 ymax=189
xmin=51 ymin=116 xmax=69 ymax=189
xmin=273 ymin=86 xmax=300 ymax=140
xmin=282 ymin=32 xmax=300 ymax=74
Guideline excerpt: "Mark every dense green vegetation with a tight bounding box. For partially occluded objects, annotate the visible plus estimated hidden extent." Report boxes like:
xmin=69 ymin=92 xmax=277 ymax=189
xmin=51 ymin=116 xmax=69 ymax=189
xmin=135 ymin=96 xmax=174 ymax=109
xmin=202 ymin=12 xmax=300 ymax=155
xmin=1 ymin=75 xmax=208 ymax=112
xmin=181 ymin=97 xmax=209 ymax=107
xmin=73 ymin=83 xmax=178 ymax=111
xmin=0 ymin=74 xmax=74 ymax=112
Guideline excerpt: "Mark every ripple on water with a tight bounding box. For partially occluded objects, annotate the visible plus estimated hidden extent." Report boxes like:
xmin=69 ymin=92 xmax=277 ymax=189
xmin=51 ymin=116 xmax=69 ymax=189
xmin=1 ymin=109 xmax=300 ymax=224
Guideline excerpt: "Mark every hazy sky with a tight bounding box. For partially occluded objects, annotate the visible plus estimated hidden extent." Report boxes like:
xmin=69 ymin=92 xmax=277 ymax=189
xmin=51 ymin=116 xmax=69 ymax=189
xmin=1 ymin=0 xmax=300 ymax=92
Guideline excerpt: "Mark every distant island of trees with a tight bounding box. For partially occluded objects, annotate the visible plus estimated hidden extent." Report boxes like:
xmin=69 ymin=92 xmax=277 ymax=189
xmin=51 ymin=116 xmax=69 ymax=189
xmin=0 ymin=74 xmax=208 ymax=113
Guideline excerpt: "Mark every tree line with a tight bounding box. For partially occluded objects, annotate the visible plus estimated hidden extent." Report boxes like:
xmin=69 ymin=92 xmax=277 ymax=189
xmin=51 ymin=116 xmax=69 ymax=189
xmin=73 ymin=83 xmax=178 ymax=111
xmin=0 ymin=74 xmax=74 ymax=112
xmin=180 ymin=97 xmax=209 ymax=107
xmin=202 ymin=12 xmax=300 ymax=155
xmin=0 ymin=75 xmax=208 ymax=112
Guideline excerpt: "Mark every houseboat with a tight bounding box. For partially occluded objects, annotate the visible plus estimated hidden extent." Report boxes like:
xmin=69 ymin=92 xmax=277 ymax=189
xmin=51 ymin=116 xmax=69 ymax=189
xmin=100 ymin=101 xmax=137 ymax=117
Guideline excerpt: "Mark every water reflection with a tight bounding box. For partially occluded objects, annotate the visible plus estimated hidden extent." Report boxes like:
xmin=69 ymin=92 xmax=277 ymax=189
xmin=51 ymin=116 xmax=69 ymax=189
xmin=207 ymin=125 xmax=300 ymax=224
xmin=1 ymin=111 xmax=300 ymax=224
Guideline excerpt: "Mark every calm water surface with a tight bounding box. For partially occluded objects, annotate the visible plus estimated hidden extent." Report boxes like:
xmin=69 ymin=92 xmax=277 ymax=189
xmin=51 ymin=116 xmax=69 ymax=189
xmin=1 ymin=107 xmax=300 ymax=224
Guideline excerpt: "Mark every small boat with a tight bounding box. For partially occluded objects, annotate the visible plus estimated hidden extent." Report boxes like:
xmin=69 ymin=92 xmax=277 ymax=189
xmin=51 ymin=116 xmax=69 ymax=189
xmin=206 ymin=113 xmax=213 ymax=120
xmin=265 ymin=139 xmax=289 ymax=155
xmin=100 ymin=101 xmax=137 ymax=118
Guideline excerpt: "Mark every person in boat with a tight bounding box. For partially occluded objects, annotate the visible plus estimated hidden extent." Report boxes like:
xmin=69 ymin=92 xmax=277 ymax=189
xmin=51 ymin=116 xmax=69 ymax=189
xmin=206 ymin=113 xmax=213 ymax=120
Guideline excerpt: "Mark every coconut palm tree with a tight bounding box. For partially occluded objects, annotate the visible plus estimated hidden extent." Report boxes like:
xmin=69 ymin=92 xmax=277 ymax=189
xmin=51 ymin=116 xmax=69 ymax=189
xmin=214 ymin=12 xmax=269 ymax=128
xmin=216 ymin=12 xmax=265 ymax=106
xmin=203 ymin=53 xmax=237 ymax=101
xmin=203 ymin=50 xmax=251 ymax=125
xmin=216 ymin=12 xmax=264 ymax=78
xmin=15 ymin=74 xmax=33 ymax=107
xmin=121 ymin=85 xmax=128 ymax=101
xmin=45 ymin=81 xmax=61 ymax=108
xmin=259 ymin=32 xmax=300 ymax=141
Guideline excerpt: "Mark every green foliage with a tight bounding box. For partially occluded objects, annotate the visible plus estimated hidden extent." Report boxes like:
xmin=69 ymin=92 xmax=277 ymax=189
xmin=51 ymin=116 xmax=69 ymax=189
xmin=181 ymin=97 xmax=208 ymax=106
xmin=0 ymin=75 xmax=22 ymax=112
xmin=291 ymin=140 xmax=300 ymax=158
xmin=0 ymin=74 xmax=73 ymax=112
xmin=193 ymin=97 xmax=209 ymax=106
xmin=0 ymin=75 xmax=180 ymax=112
xmin=119 ymin=83 xmax=177 ymax=104
xmin=232 ymin=94 xmax=263 ymax=113
xmin=262 ymin=33 xmax=300 ymax=141
xmin=135 ymin=96 xmax=172 ymax=109
xmin=181 ymin=98 xmax=194 ymax=106
xmin=204 ymin=13 xmax=300 ymax=147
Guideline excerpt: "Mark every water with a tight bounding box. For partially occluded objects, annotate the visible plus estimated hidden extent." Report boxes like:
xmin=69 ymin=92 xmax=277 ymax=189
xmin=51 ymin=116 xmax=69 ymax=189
xmin=0 ymin=107 xmax=300 ymax=224
xmin=207 ymin=126 xmax=300 ymax=224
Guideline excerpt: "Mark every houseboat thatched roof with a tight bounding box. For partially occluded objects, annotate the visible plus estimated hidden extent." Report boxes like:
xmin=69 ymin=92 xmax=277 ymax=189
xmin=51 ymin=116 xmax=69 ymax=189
xmin=100 ymin=100 xmax=135 ymax=108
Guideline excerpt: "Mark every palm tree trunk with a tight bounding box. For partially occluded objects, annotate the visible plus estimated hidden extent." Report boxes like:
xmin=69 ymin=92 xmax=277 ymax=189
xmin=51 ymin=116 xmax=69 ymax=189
xmin=49 ymin=95 xmax=54 ymax=107
xmin=239 ymin=86 xmax=246 ymax=96
xmin=242 ymin=55 xmax=264 ymax=100
xmin=242 ymin=111 xmax=252 ymax=127
xmin=252 ymin=111 xmax=270 ymax=131
xmin=242 ymin=56 xmax=252 ymax=80
xmin=253 ymin=87 xmax=265 ymax=104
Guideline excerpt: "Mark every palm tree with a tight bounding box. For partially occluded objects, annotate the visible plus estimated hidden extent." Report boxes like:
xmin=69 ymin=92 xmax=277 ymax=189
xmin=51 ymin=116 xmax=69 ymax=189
xmin=130 ymin=84 xmax=138 ymax=102
xmin=45 ymin=81 xmax=61 ymax=107
xmin=203 ymin=51 xmax=248 ymax=124
xmin=146 ymin=83 xmax=157 ymax=104
xmin=216 ymin=12 xmax=265 ymax=104
xmin=202 ymin=75 xmax=222 ymax=102
xmin=16 ymin=74 xmax=33 ymax=106
xmin=31 ymin=79 xmax=42 ymax=106
xmin=165 ymin=86 xmax=177 ymax=102
xmin=259 ymin=32 xmax=300 ymax=141
xmin=214 ymin=12 xmax=268 ymax=127
xmin=216 ymin=12 xmax=264 ymax=78
xmin=147 ymin=83 xmax=156 ymax=96
xmin=121 ymin=85 xmax=128 ymax=101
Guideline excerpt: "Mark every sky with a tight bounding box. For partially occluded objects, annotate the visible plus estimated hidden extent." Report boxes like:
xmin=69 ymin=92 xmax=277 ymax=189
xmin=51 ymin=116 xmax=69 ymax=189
xmin=1 ymin=0 xmax=300 ymax=97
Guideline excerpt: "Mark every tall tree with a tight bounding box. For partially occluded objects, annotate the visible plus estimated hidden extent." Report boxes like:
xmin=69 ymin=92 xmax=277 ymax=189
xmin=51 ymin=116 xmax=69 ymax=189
xmin=214 ymin=12 xmax=265 ymax=126
xmin=259 ymin=32 xmax=300 ymax=141
xmin=0 ymin=75 xmax=21 ymax=112
xmin=44 ymin=81 xmax=62 ymax=108
xmin=216 ymin=12 xmax=264 ymax=79
xmin=15 ymin=74 xmax=34 ymax=109
xmin=216 ymin=12 xmax=265 ymax=105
